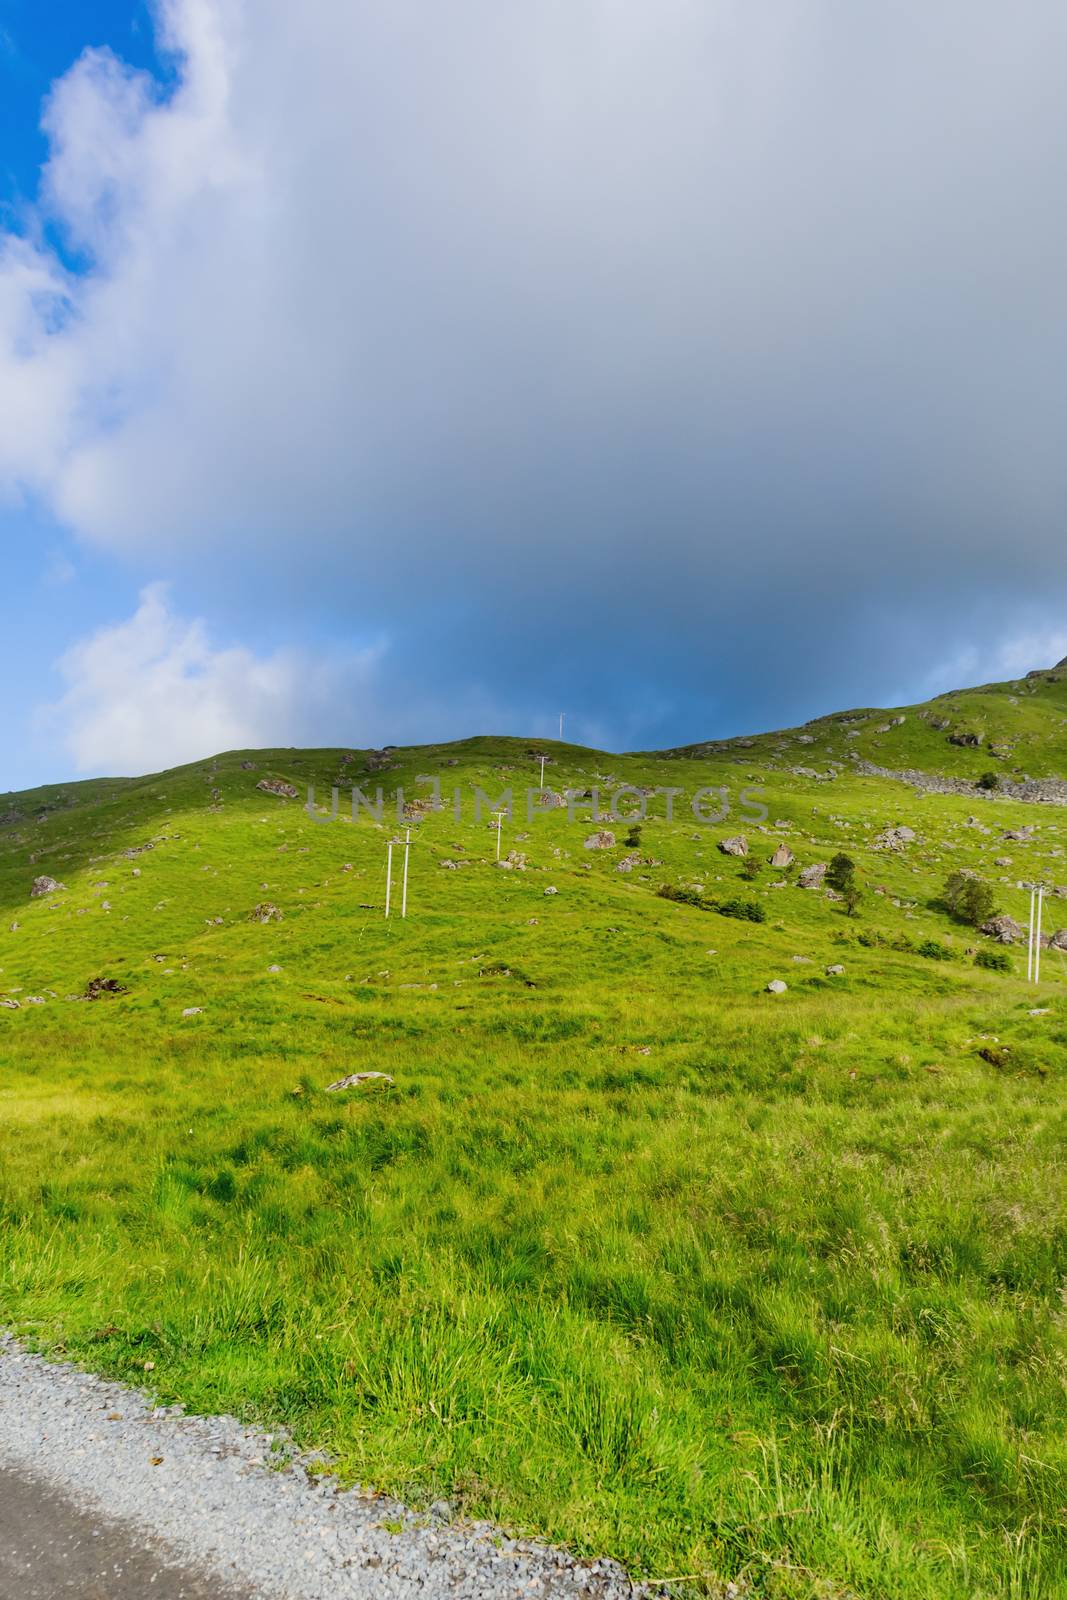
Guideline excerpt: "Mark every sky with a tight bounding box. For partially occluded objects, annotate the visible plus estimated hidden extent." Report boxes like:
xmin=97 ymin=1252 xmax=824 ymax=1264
xmin=1 ymin=1 xmax=1066 ymax=791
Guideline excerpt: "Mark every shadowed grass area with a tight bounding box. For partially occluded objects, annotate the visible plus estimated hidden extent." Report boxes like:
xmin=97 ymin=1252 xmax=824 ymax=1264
xmin=1 ymin=696 xmax=1066 ymax=1596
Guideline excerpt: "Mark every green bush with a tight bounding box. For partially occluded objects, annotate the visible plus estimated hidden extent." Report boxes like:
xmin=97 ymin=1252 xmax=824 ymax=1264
xmin=975 ymin=948 xmax=1011 ymax=972
xmin=917 ymin=938 xmax=953 ymax=961
xmin=944 ymin=871 xmax=997 ymax=928
xmin=656 ymin=883 xmax=706 ymax=909
xmin=716 ymin=897 xmax=767 ymax=923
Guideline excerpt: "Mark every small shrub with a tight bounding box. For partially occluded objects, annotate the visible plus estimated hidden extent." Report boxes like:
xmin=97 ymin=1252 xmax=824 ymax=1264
xmin=977 ymin=771 xmax=1000 ymax=792
xmin=975 ymin=948 xmax=1011 ymax=972
xmin=625 ymin=824 xmax=643 ymax=848
xmin=739 ymin=856 xmax=762 ymax=881
xmin=716 ymin=898 xmax=767 ymax=923
xmin=656 ymin=883 xmax=707 ymax=909
xmin=917 ymin=938 xmax=953 ymax=961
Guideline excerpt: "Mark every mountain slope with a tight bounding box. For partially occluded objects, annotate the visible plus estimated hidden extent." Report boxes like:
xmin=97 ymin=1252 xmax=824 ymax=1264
xmin=0 ymin=676 xmax=1065 ymax=1599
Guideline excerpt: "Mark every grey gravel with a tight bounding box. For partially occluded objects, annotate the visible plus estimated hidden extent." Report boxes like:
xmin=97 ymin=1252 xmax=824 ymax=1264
xmin=0 ymin=1337 xmax=650 ymax=1599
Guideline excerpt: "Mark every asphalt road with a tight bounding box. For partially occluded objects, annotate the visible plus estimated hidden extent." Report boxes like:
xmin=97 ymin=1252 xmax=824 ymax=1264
xmin=0 ymin=1462 xmax=255 ymax=1600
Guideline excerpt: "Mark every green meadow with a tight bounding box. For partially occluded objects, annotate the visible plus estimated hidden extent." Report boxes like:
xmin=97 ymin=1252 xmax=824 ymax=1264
xmin=1 ymin=670 xmax=1065 ymax=1598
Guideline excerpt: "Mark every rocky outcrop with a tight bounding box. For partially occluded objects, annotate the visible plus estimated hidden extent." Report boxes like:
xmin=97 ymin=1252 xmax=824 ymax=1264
xmin=256 ymin=778 xmax=299 ymax=799
xmin=770 ymin=844 xmax=794 ymax=867
xmin=980 ymin=914 xmax=1026 ymax=944
xmin=873 ymin=825 xmax=916 ymax=850
xmin=30 ymin=875 xmax=64 ymax=898
xmin=583 ymin=831 xmax=615 ymax=849
xmin=719 ymin=836 xmax=748 ymax=857
xmin=854 ymin=759 xmax=1067 ymax=805
xmin=84 ymin=977 xmax=129 ymax=1000
xmin=798 ymin=863 xmax=827 ymax=889
xmin=325 ymin=1071 xmax=394 ymax=1092
xmin=249 ymin=902 xmax=283 ymax=923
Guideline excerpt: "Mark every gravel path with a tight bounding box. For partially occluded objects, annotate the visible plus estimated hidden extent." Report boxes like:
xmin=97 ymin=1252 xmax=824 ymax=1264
xmin=0 ymin=1460 xmax=253 ymax=1598
xmin=0 ymin=1337 xmax=647 ymax=1599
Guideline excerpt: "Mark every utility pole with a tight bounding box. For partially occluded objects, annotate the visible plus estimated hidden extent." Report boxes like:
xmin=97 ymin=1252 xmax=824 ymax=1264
xmin=492 ymin=810 xmax=505 ymax=861
xmin=1035 ymin=885 xmax=1044 ymax=984
xmin=1027 ymin=887 xmax=1034 ymax=982
xmin=559 ymin=711 xmax=565 ymax=740
xmin=385 ymin=840 xmax=394 ymax=919
xmin=401 ymin=828 xmax=411 ymax=919
xmin=539 ymin=754 xmax=546 ymax=788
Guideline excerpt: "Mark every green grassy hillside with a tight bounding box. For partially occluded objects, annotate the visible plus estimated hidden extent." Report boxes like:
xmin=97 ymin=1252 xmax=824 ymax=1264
xmin=1 ymin=668 xmax=1065 ymax=1598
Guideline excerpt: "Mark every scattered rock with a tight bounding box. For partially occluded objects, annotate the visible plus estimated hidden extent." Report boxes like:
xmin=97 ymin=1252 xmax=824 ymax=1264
xmin=798 ymin=863 xmax=827 ymax=889
xmin=121 ymin=841 xmax=156 ymax=859
xmin=544 ymin=886 xmax=558 ymax=896
xmin=240 ymin=760 xmax=255 ymax=769
xmin=719 ymin=836 xmax=748 ymax=857
xmin=268 ymin=965 xmax=282 ymax=973
xmin=1049 ymin=928 xmax=1067 ymax=951
xmin=256 ymin=778 xmax=299 ymax=799
xmin=980 ymin=914 xmax=1026 ymax=944
xmin=84 ymin=978 xmax=129 ymax=1000
xmin=181 ymin=1007 xmax=204 ymax=1018
xmin=873 ymin=825 xmax=916 ymax=851
xmin=616 ymin=852 xmax=642 ymax=873
xmin=249 ymin=902 xmax=283 ymax=923
xmin=770 ymin=843 xmax=794 ymax=868
xmin=583 ymin=831 xmax=616 ymax=850
xmin=0 ymin=999 xmax=19 ymax=1010
xmin=30 ymin=875 xmax=64 ymax=898
xmin=1003 ymin=826 xmax=1034 ymax=842
xmin=324 ymin=1071 xmax=394 ymax=1092
xmin=825 ymin=964 xmax=845 ymax=976
xmin=948 ymin=731 xmax=982 ymax=747
xmin=766 ymin=979 xmax=788 ymax=994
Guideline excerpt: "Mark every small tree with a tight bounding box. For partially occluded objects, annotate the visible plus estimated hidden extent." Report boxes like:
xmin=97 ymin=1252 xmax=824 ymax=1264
xmin=827 ymin=852 xmax=857 ymax=893
xmin=843 ymin=880 xmax=863 ymax=917
xmin=944 ymin=871 xmax=997 ymax=928
xmin=977 ymin=771 xmax=1000 ymax=791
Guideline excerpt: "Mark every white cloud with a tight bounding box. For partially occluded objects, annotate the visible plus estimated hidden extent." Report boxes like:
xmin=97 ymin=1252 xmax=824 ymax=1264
xmin=916 ymin=629 xmax=1067 ymax=701
xmin=47 ymin=583 xmax=384 ymax=773
xmin=4 ymin=1 xmax=1067 ymax=754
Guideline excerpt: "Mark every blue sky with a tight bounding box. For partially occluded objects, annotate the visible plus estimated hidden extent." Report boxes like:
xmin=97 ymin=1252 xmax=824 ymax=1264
xmin=1 ymin=2 xmax=162 ymax=205
xmin=1 ymin=1 xmax=1066 ymax=791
